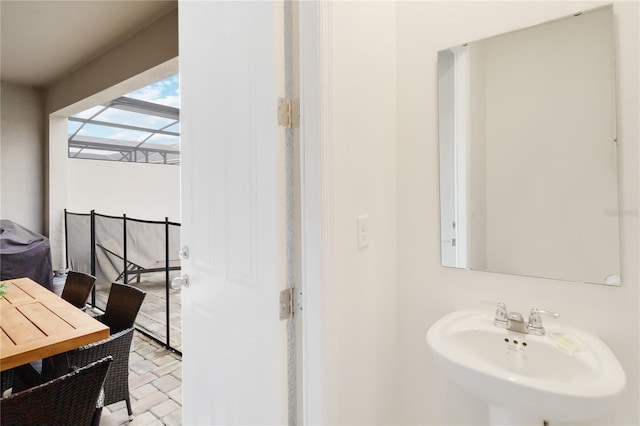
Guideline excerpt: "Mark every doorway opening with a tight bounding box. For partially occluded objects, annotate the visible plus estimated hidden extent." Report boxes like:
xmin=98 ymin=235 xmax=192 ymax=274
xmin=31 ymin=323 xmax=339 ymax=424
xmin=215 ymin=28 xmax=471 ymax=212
xmin=62 ymin=74 xmax=182 ymax=353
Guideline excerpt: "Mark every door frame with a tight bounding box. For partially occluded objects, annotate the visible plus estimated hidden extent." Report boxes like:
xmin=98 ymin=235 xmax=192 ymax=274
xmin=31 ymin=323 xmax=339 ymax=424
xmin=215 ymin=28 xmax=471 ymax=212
xmin=298 ymin=2 xmax=333 ymax=424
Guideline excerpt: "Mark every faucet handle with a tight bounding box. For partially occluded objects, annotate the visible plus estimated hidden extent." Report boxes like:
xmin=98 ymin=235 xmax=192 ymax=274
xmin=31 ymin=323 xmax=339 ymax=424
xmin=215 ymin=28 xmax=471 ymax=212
xmin=481 ymin=300 xmax=508 ymax=325
xmin=528 ymin=308 xmax=559 ymax=335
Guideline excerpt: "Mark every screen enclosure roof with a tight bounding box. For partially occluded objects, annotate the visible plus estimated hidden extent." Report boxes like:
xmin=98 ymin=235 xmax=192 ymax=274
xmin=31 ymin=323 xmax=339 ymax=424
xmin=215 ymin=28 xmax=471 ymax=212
xmin=68 ymin=76 xmax=180 ymax=165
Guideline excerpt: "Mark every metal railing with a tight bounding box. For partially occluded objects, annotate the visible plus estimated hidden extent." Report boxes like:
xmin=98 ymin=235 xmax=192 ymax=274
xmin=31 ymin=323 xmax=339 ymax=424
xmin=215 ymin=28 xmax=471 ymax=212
xmin=64 ymin=209 xmax=181 ymax=354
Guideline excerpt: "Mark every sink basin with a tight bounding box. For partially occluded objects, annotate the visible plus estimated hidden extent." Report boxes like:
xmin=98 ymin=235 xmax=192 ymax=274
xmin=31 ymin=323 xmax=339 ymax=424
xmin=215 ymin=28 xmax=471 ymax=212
xmin=426 ymin=309 xmax=626 ymax=425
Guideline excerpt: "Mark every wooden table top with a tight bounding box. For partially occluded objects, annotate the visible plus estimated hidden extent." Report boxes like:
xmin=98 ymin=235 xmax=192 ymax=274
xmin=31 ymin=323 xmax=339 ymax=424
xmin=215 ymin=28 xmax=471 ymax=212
xmin=1 ymin=277 xmax=109 ymax=371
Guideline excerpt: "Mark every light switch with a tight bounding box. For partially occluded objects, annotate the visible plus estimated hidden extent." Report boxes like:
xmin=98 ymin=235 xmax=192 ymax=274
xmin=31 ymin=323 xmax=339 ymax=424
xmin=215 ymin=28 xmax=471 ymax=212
xmin=357 ymin=215 xmax=369 ymax=248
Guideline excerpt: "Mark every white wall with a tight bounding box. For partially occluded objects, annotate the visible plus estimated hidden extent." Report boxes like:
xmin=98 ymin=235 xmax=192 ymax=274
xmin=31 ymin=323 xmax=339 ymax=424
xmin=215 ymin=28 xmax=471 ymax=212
xmin=396 ymin=2 xmax=638 ymax=425
xmin=66 ymin=159 xmax=180 ymax=222
xmin=323 ymin=2 xmax=398 ymax=424
xmin=0 ymin=82 xmax=45 ymax=233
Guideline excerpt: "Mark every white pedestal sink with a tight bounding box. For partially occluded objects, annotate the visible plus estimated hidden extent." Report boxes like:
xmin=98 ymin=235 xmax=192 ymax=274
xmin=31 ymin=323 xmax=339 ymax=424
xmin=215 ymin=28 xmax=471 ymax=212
xmin=426 ymin=309 xmax=626 ymax=425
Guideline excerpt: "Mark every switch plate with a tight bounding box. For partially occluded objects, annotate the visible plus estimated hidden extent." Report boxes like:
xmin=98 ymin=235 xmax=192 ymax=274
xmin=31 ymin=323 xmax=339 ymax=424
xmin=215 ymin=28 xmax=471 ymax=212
xmin=357 ymin=215 xmax=369 ymax=248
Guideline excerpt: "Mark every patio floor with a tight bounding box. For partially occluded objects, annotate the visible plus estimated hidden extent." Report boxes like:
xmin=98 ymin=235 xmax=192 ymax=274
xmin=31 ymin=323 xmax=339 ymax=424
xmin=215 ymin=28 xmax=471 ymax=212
xmin=100 ymin=331 xmax=182 ymax=426
xmin=93 ymin=274 xmax=183 ymax=425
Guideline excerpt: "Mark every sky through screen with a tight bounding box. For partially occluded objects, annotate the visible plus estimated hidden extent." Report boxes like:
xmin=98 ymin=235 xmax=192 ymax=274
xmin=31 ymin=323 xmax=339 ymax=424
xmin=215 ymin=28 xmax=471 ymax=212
xmin=68 ymin=74 xmax=180 ymax=165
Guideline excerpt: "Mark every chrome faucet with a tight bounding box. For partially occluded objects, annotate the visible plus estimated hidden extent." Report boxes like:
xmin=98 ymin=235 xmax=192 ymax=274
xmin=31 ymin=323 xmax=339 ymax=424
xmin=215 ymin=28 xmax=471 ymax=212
xmin=507 ymin=311 xmax=529 ymax=334
xmin=482 ymin=301 xmax=559 ymax=335
xmin=527 ymin=308 xmax=560 ymax=336
xmin=481 ymin=301 xmax=508 ymax=328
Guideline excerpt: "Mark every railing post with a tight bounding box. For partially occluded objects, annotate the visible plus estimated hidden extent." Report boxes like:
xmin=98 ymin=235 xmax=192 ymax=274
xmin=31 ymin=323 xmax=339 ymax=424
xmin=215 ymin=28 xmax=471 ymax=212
xmin=64 ymin=208 xmax=69 ymax=269
xmin=123 ymin=214 xmax=128 ymax=284
xmin=90 ymin=210 xmax=96 ymax=307
xmin=165 ymin=217 xmax=171 ymax=349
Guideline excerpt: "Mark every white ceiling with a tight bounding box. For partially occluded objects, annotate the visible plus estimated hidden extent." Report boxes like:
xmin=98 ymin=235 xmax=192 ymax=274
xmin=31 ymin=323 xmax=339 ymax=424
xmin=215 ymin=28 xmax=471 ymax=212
xmin=1 ymin=0 xmax=177 ymax=88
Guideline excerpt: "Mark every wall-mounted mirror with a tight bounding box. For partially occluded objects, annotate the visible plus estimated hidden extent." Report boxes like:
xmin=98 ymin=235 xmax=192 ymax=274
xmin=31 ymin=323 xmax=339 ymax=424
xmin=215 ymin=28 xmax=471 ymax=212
xmin=438 ymin=5 xmax=621 ymax=285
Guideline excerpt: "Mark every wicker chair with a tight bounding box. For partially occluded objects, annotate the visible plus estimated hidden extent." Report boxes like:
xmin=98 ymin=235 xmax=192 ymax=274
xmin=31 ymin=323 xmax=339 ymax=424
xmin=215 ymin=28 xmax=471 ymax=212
xmin=68 ymin=328 xmax=136 ymax=419
xmin=1 ymin=369 xmax=14 ymax=395
xmin=0 ymin=356 xmax=112 ymax=426
xmin=61 ymin=270 xmax=96 ymax=310
xmin=97 ymin=283 xmax=146 ymax=333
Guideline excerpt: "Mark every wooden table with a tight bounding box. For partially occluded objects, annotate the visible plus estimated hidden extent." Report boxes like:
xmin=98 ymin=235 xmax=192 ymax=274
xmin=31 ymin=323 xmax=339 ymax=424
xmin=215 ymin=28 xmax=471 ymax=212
xmin=0 ymin=277 xmax=109 ymax=371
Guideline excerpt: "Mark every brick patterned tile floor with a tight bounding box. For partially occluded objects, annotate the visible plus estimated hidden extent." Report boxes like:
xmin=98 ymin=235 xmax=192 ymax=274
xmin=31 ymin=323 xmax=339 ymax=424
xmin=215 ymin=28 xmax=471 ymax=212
xmin=100 ymin=332 xmax=182 ymax=426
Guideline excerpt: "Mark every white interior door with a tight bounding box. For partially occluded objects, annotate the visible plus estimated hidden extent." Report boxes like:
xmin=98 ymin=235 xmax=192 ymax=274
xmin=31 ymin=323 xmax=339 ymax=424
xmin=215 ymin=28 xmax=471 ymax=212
xmin=179 ymin=2 xmax=286 ymax=424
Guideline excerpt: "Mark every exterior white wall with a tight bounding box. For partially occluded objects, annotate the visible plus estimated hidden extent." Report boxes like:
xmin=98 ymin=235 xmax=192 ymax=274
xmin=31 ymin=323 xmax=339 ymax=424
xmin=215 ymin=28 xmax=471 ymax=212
xmin=66 ymin=159 xmax=180 ymax=222
xmin=396 ymin=2 xmax=638 ymax=425
xmin=0 ymin=82 xmax=45 ymax=233
xmin=324 ymin=2 xmax=398 ymax=424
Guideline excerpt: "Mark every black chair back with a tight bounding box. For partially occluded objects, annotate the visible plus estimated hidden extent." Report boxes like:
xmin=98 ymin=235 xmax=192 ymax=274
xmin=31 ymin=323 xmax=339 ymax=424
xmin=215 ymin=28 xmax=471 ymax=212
xmin=61 ymin=270 xmax=96 ymax=310
xmin=100 ymin=283 xmax=146 ymax=333
xmin=69 ymin=328 xmax=136 ymax=418
xmin=0 ymin=356 xmax=112 ymax=426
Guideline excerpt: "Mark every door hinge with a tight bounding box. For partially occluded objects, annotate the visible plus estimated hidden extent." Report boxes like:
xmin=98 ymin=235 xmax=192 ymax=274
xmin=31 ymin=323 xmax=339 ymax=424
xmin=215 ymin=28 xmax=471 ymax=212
xmin=280 ymin=287 xmax=303 ymax=320
xmin=277 ymin=97 xmax=297 ymax=128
